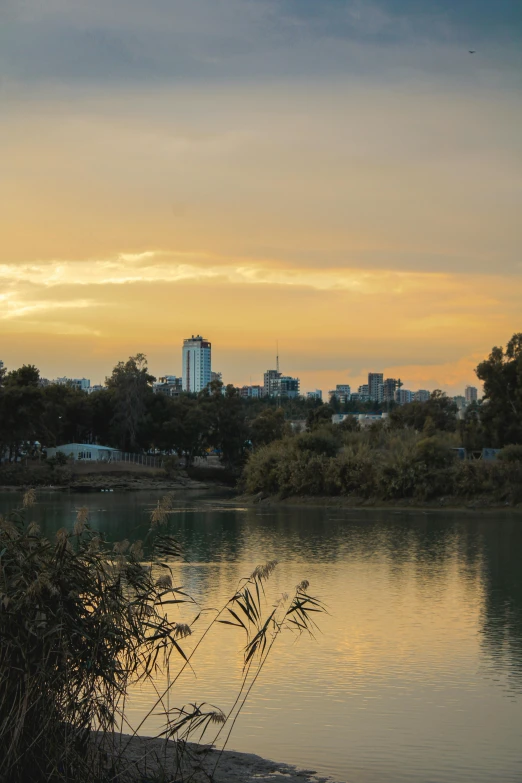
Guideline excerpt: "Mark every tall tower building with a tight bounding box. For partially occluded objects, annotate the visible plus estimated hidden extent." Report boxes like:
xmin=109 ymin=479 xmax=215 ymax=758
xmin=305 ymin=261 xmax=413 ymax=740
xmin=368 ymin=373 xmax=384 ymax=402
xmin=182 ymin=335 xmax=212 ymax=393
xmin=465 ymin=385 xmax=478 ymax=403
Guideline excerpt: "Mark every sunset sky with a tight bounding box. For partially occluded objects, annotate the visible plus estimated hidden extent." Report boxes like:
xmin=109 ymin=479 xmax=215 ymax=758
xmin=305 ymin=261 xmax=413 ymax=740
xmin=1 ymin=0 xmax=521 ymax=393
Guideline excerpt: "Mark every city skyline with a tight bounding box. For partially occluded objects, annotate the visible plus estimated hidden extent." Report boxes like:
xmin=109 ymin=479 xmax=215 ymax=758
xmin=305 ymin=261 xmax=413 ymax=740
xmin=0 ymin=344 xmax=481 ymax=400
xmin=1 ymin=1 xmax=521 ymax=395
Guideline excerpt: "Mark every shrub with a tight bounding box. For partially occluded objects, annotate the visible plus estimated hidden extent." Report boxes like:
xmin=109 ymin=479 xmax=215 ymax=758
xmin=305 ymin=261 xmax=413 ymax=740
xmin=497 ymin=444 xmax=522 ymax=463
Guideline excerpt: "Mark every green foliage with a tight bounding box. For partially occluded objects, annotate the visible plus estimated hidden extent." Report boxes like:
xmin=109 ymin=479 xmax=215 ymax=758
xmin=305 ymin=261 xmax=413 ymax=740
xmin=390 ymin=390 xmax=458 ymax=433
xmin=250 ymin=408 xmax=287 ymax=447
xmin=306 ymin=404 xmax=335 ymax=431
xmin=243 ymin=426 xmax=522 ymax=504
xmin=476 ymin=332 xmax=522 ymax=447
xmin=497 ymin=444 xmax=522 ymax=463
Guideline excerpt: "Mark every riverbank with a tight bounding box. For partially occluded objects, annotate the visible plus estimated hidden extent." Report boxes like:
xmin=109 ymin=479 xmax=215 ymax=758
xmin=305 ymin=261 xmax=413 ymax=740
xmin=0 ymin=462 xmax=235 ymax=493
xmin=235 ymin=492 xmax=522 ymax=513
xmin=105 ymin=734 xmax=332 ymax=783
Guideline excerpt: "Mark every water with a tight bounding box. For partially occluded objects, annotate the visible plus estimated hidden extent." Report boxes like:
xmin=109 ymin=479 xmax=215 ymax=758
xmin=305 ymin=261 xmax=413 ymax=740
xmin=2 ymin=490 xmax=522 ymax=783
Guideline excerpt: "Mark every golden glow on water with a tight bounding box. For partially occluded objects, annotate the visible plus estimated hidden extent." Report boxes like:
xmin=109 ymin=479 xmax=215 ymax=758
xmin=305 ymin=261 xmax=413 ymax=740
xmin=4 ymin=491 xmax=519 ymax=783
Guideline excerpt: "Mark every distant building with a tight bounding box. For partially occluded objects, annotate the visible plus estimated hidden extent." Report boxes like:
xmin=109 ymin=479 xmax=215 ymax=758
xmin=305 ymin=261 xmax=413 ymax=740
xmin=453 ymin=395 xmax=466 ymax=411
xmin=329 ymin=384 xmax=350 ymax=403
xmin=46 ymin=443 xmax=120 ymax=461
xmin=357 ymin=384 xmax=370 ymax=402
xmin=54 ymin=377 xmax=90 ymax=391
xmin=239 ymin=385 xmax=264 ymax=398
xmin=368 ymin=373 xmax=384 ymax=402
xmin=332 ymin=412 xmax=389 ymax=427
xmin=382 ymin=378 xmax=398 ymax=403
xmin=270 ymin=376 xmax=300 ymax=399
xmin=395 ymin=388 xmax=412 ymax=405
xmin=182 ymin=335 xmax=212 ymax=393
xmin=307 ymin=390 xmax=322 ymax=400
xmin=88 ymin=384 xmax=105 ymax=394
xmin=153 ymin=375 xmax=183 ymax=397
xmin=465 ymin=385 xmax=478 ymax=403
xmin=413 ymin=389 xmax=431 ymax=403
xmin=263 ymin=369 xmax=281 ymax=396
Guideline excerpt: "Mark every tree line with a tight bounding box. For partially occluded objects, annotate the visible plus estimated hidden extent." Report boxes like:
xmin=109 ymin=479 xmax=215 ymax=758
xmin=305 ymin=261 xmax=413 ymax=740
xmin=1 ymin=333 xmax=521 ymax=469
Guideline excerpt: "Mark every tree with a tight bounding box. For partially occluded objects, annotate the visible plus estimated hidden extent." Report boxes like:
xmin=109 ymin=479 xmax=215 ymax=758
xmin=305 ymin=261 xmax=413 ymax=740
xmin=476 ymin=333 xmax=522 ymax=447
xmin=306 ymin=404 xmax=334 ymax=431
xmin=250 ymin=408 xmax=287 ymax=447
xmin=201 ymin=384 xmax=249 ymax=469
xmin=390 ymin=391 xmax=457 ymax=433
xmin=106 ymin=354 xmax=155 ymax=451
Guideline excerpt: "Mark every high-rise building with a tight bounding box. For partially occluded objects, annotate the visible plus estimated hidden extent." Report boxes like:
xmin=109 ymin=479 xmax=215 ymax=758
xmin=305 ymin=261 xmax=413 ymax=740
xmin=465 ymin=385 xmax=478 ymax=403
xmin=182 ymin=335 xmax=212 ymax=393
xmin=307 ymin=390 xmax=322 ymax=401
xmin=368 ymin=373 xmax=384 ymax=402
xmin=271 ymin=376 xmax=300 ymax=399
xmin=358 ymin=384 xmax=370 ymax=402
xmin=263 ymin=369 xmax=281 ymax=396
xmin=382 ymin=378 xmax=398 ymax=403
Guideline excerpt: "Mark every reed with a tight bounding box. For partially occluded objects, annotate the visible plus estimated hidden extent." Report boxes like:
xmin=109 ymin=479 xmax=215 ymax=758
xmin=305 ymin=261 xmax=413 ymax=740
xmin=0 ymin=492 xmax=323 ymax=782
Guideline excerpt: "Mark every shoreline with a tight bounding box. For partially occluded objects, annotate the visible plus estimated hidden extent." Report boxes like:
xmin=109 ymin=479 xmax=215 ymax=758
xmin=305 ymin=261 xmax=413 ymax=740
xmin=233 ymin=493 xmax=522 ymax=514
xmin=106 ymin=734 xmax=333 ymax=783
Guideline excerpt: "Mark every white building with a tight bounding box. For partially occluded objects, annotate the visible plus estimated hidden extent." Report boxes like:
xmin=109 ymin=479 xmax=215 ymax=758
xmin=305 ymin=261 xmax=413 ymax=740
xmin=307 ymin=390 xmax=322 ymax=400
xmin=182 ymin=335 xmax=212 ymax=393
xmin=54 ymin=377 xmax=91 ymax=391
xmin=46 ymin=443 xmax=121 ymax=461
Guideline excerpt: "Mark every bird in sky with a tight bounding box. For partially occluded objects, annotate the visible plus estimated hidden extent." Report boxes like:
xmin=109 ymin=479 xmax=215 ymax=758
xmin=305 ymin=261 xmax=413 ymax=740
xmin=469 ymin=50 xmax=476 ymax=53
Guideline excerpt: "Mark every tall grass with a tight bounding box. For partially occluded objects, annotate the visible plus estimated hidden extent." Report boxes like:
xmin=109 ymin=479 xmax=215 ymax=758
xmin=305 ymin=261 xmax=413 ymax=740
xmin=0 ymin=492 xmax=324 ymax=782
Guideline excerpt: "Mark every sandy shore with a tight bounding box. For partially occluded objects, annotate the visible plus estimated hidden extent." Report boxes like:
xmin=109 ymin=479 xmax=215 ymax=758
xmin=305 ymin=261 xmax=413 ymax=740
xmin=103 ymin=734 xmax=334 ymax=783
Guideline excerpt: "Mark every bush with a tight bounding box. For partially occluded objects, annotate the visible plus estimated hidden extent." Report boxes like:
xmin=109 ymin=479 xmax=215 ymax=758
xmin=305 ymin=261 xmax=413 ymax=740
xmin=497 ymin=444 xmax=522 ymax=463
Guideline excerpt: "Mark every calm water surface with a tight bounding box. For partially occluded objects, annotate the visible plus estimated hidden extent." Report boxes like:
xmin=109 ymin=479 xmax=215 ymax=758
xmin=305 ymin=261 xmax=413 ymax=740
xmin=2 ymin=490 xmax=522 ymax=783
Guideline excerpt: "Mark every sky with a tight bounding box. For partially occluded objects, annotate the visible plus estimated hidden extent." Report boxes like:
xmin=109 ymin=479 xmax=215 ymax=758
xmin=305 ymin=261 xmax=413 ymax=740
xmin=1 ymin=0 xmax=521 ymax=394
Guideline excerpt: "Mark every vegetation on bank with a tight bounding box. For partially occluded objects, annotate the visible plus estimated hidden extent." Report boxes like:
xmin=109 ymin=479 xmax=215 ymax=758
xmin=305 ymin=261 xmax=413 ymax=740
xmin=242 ymin=333 xmax=522 ymax=504
xmin=0 ymin=493 xmax=323 ymax=782
xmin=242 ymin=426 xmax=522 ymax=504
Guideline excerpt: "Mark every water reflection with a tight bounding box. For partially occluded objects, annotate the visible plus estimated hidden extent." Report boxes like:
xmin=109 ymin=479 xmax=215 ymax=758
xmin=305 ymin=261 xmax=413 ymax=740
xmin=1 ymin=491 xmax=522 ymax=782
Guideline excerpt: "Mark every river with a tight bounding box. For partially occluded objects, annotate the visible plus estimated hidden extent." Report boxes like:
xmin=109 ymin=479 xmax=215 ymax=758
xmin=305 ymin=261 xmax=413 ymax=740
xmin=2 ymin=490 xmax=522 ymax=783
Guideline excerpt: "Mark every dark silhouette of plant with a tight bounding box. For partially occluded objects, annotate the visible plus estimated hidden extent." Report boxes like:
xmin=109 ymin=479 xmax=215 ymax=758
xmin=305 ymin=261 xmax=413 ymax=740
xmin=0 ymin=492 xmax=324 ymax=782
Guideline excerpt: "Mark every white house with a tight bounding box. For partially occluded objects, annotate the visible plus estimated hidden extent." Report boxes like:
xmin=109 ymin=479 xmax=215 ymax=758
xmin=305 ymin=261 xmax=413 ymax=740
xmin=46 ymin=443 xmax=121 ymax=462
